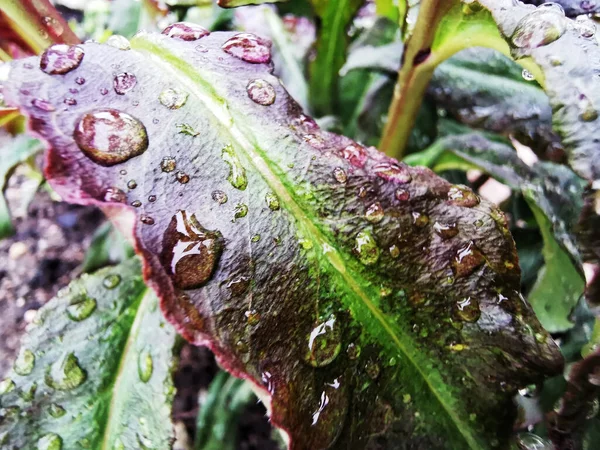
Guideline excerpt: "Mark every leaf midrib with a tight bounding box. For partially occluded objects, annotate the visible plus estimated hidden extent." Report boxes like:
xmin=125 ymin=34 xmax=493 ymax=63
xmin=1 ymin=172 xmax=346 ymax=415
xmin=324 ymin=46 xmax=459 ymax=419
xmin=133 ymin=35 xmax=480 ymax=449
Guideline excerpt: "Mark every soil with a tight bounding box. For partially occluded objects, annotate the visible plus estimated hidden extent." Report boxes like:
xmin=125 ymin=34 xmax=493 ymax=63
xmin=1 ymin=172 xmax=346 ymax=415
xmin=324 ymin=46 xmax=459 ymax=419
xmin=0 ymin=170 xmax=278 ymax=449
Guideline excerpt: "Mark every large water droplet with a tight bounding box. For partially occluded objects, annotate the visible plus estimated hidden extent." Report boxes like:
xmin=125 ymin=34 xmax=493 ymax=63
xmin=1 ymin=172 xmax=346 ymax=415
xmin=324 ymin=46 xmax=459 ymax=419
xmin=433 ymin=221 xmax=458 ymax=239
xmin=103 ymin=274 xmax=121 ymax=289
xmin=354 ymin=230 xmax=380 ymax=265
xmin=309 ymin=378 xmax=348 ymax=450
xmin=40 ymin=44 xmax=84 ymax=75
xmin=247 ymin=79 xmax=276 ymax=105
xmin=74 ymin=108 xmax=148 ymax=166
xmin=0 ymin=378 xmax=15 ymax=394
xmin=233 ymin=203 xmax=248 ymax=221
xmin=448 ymin=185 xmax=479 ymax=207
xmin=454 ymin=297 xmax=481 ymax=322
xmin=452 ymin=241 xmax=485 ymax=278
xmin=341 ymin=143 xmax=367 ymax=168
xmin=137 ymin=348 xmax=153 ymax=383
xmin=575 ymin=14 xmax=596 ymax=38
xmin=303 ymin=315 xmax=342 ymax=367
xmin=265 ymin=192 xmax=280 ymax=210
xmin=365 ymin=202 xmax=384 ymax=223
xmin=511 ymin=7 xmax=566 ymax=54
xmin=516 ymin=432 xmax=552 ymax=450
xmin=222 ymin=144 xmax=248 ymax=190
xmin=37 ymin=433 xmax=62 ymax=450
xmin=66 ymin=292 xmax=97 ymax=321
xmin=161 ymin=22 xmax=210 ymax=41
xmin=161 ymin=210 xmax=223 ymax=290
xmin=45 ymin=353 xmax=86 ymax=390
xmin=159 ymin=88 xmax=188 ymax=109
xmin=373 ymin=162 xmax=412 ymax=184
xmin=222 ymin=33 xmax=272 ymax=63
xmin=106 ymin=35 xmax=131 ymax=50
xmin=14 ymin=349 xmax=35 ymax=375
xmin=160 ymin=156 xmax=176 ymax=173
xmin=113 ymin=72 xmax=137 ymax=95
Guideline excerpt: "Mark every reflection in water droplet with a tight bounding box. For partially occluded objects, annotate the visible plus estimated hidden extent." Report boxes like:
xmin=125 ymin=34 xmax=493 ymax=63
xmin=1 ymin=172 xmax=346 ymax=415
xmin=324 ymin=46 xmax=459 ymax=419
xmin=138 ymin=348 xmax=153 ymax=383
xmin=222 ymin=145 xmax=248 ymax=190
xmin=522 ymin=69 xmax=535 ymax=81
xmin=159 ymin=88 xmax=188 ymax=110
xmin=40 ymin=44 xmax=84 ymax=75
xmin=148 ymin=195 xmax=156 ymax=203
xmin=140 ymin=215 xmax=155 ymax=225
xmin=575 ymin=15 xmax=596 ymax=38
xmin=222 ymin=33 xmax=271 ymax=63
xmin=354 ymin=230 xmax=380 ymax=265
xmin=303 ymin=315 xmax=342 ymax=367
xmin=454 ymin=297 xmax=481 ymax=322
xmin=49 ymin=403 xmax=66 ymax=418
xmin=161 ymin=22 xmax=210 ymax=41
xmin=161 ymin=211 xmax=223 ymax=290
xmin=212 ymin=190 xmax=228 ymax=204
xmin=66 ymin=293 xmax=97 ymax=321
xmin=103 ymin=274 xmax=121 ymax=289
xmin=433 ymin=221 xmax=458 ymax=239
xmin=45 ymin=353 xmax=86 ymax=390
xmin=37 ymin=433 xmax=62 ymax=450
xmin=0 ymin=378 xmax=15 ymax=394
xmin=74 ymin=108 xmax=148 ymax=166
xmin=511 ymin=7 xmax=566 ymax=54
xmin=233 ymin=203 xmax=248 ymax=221
xmin=515 ymin=432 xmax=552 ymax=450
xmin=14 ymin=349 xmax=35 ymax=375
xmin=333 ymin=167 xmax=347 ymax=184
xmin=176 ymin=172 xmax=190 ymax=184
xmin=452 ymin=241 xmax=485 ymax=278
xmin=373 ymin=162 xmax=412 ymax=184
xmin=346 ymin=343 xmax=361 ymax=360
xmin=161 ymin=156 xmax=176 ymax=173
xmin=265 ymin=192 xmax=280 ymax=210
xmin=113 ymin=73 xmax=136 ymax=95
xmin=365 ymin=202 xmax=384 ymax=223
xmin=303 ymin=134 xmax=326 ymax=149
xmin=106 ymin=35 xmax=131 ymax=50
xmin=247 ymin=79 xmax=276 ymax=105
xmin=309 ymin=378 xmax=348 ymax=449
xmin=341 ymin=143 xmax=367 ymax=168
xmin=448 ymin=185 xmax=479 ymax=207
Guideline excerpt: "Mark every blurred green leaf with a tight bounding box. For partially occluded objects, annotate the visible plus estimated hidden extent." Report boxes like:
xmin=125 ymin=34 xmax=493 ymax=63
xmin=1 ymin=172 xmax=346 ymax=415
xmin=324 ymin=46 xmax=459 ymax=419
xmin=82 ymin=222 xmax=135 ymax=273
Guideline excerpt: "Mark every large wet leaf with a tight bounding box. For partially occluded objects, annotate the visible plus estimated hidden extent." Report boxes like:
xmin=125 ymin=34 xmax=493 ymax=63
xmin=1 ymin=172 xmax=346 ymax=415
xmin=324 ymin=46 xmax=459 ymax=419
xmin=522 ymin=0 xmax=600 ymax=17
xmin=4 ymin=29 xmax=562 ymax=449
xmin=0 ymin=258 xmax=178 ymax=449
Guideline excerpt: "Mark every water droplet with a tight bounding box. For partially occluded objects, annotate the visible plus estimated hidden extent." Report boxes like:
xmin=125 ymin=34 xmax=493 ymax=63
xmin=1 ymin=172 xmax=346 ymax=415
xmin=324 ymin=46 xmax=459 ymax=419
xmin=245 ymin=309 xmax=260 ymax=325
xmin=346 ymin=343 xmax=361 ymax=360
xmin=265 ymin=192 xmax=280 ymax=210
xmin=113 ymin=73 xmax=137 ymax=95
xmin=233 ymin=203 xmax=248 ymax=221
xmin=222 ymin=145 xmax=248 ymax=190
xmin=148 ymin=195 xmax=156 ymax=202
xmin=365 ymin=202 xmax=384 ymax=223
xmin=511 ymin=7 xmax=567 ymax=54
xmin=303 ymin=133 xmax=326 ymax=149
xmin=575 ymin=15 xmax=596 ymax=38
xmin=433 ymin=221 xmax=458 ymax=239
xmin=448 ymin=185 xmax=479 ymax=207
xmin=452 ymin=241 xmax=485 ymax=278
xmin=14 ymin=349 xmax=35 ymax=375
xmin=395 ymin=188 xmax=410 ymax=201
xmin=161 ymin=22 xmax=210 ymax=41
xmin=341 ymin=143 xmax=367 ymax=167
xmin=516 ymin=432 xmax=552 ymax=450
xmin=246 ymin=79 xmax=276 ymax=105
xmin=40 ymin=44 xmax=84 ymax=75
xmin=212 ymin=190 xmax=228 ymax=204
xmin=66 ymin=293 xmax=96 ymax=321
xmin=19 ymin=382 xmax=37 ymax=401
xmin=304 ymin=315 xmax=342 ymax=367
xmin=48 ymin=403 xmax=66 ymax=418
xmin=161 ymin=210 xmax=223 ymax=290
xmin=176 ymin=172 xmax=190 ymax=184
xmin=389 ymin=244 xmax=400 ymax=258
xmin=100 ymin=87 xmax=109 ymax=95
xmin=0 ymin=378 xmax=15 ymax=394
xmin=522 ymin=69 xmax=535 ymax=81
xmin=42 ymin=16 xmax=64 ymax=36
xmin=251 ymin=234 xmax=260 ymax=242
xmin=106 ymin=34 xmax=131 ymax=50
xmin=354 ymin=230 xmax=380 ymax=265
xmin=103 ymin=274 xmax=121 ymax=289
xmin=579 ymin=94 xmax=598 ymax=121
xmin=127 ymin=179 xmax=137 ymax=189
xmin=161 ymin=156 xmax=176 ymax=173
xmin=454 ymin=297 xmax=481 ymax=322
xmin=587 ymin=398 xmax=600 ymax=419
xmin=373 ymin=162 xmax=412 ymax=184
xmin=63 ymin=97 xmax=77 ymax=106
xmin=412 ymin=212 xmax=429 ymax=228
xmin=74 ymin=108 xmax=148 ymax=166
xmin=333 ymin=167 xmax=347 ymax=183
xmin=140 ymin=215 xmax=155 ymax=225
xmin=222 ymin=33 xmax=271 ymax=63
xmin=365 ymin=360 xmax=380 ymax=379
xmin=159 ymin=88 xmax=188 ymax=109
xmin=309 ymin=379 xmax=348 ymax=448
xmin=131 ymin=200 xmax=142 ymax=207
xmin=138 ymin=348 xmax=153 ymax=383
xmin=37 ymin=433 xmax=62 ymax=450
xmin=32 ymin=98 xmax=55 ymax=111
xmin=1 ymin=405 xmax=20 ymax=420
xmin=75 ymin=77 xmax=85 ymax=85
xmin=45 ymin=353 xmax=86 ymax=390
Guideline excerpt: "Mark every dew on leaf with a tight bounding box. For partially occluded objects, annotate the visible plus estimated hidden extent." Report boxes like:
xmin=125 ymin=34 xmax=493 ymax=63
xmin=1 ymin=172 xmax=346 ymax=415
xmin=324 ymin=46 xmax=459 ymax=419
xmin=265 ymin=192 xmax=280 ymax=210
xmin=161 ymin=22 xmax=210 ymax=41
xmin=389 ymin=244 xmax=400 ymax=258
xmin=103 ymin=274 xmax=121 ymax=289
xmin=222 ymin=33 xmax=271 ymax=63
xmin=233 ymin=203 xmax=248 ymax=221
xmin=131 ymin=200 xmax=142 ymax=207
xmin=148 ymin=195 xmax=156 ymax=202
xmin=333 ymin=167 xmax=347 ymax=183
xmin=19 ymin=382 xmax=37 ymax=401
xmin=127 ymin=180 xmax=137 ymax=189
xmin=106 ymin=35 xmax=131 ymax=50
xmin=137 ymin=348 xmax=153 ymax=383
xmin=346 ymin=343 xmax=361 ymax=360
xmin=303 ymin=315 xmax=342 ymax=367
xmin=161 ymin=156 xmax=176 ymax=173
xmin=448 ymin=185 xmax=479 ymax=207
xmin=32 ymin=98 xmax=55 ymax=112
xmin=575 ymin=15 xmax=596 ymax=38
xmin=515 ymin=432 xmax=552 ymax=450
xmin=341 ymin=143 xmax=367 ymax=167
xmin=412 ymin=212 xmax=429 ymax=228
xmin=454 ymin=297 xmax=481 ymax=322
xmin=433 ymin=221 xmax=458 ymax=239
xmin=159 ymin=88 xmax=188 ymax=109
xmin=176 ymin=172 xmax=190 ymax=184
xmin=45 ymin=353 xmax=86 ymax=390
xmin=37 ymin=433 xmax=62 ymax=450
xmin=100 ymin=87 xmax=108 ymax=95
xmin=140 ymin=215 xmax=155 ymax=225
xmin=510 ymin=6 xmax=567 ymax=52
xmin=0 ymin=378 xmax=15 ymax=395
xmin=373 ymin=162 xmax=412 ymax=184
xmin=251 ymin=234 xmax=260 ymax=242
xmin=113 ymin=72 xmax=137 ymax=95
xmin=522 ymin=69 xmax=535 ymax=81
xmin=48 ymin=403 xmax=66 ymax=418
xmin=63 ymin=97 xmax=77 ymax=106
xmin=247 ymin=79 xmax=276 ymax=105
xmin=354 ymin=230 xmax=380 ymax=265
xmin=160 ymin=210 xmax=223 ymax=290
xmin=14 ymin=349 xmax=35 ymax=375
xmin=365 ymin=360 xmax=381 ymax=380
xmin=303 ymin=134 xmax=326 ymax=149
xmin=245 ymin=309 xmax=260 ymax=326
xmin=66 ymin=292 xmax=96 ymax=321
xmin=75 ymin=76 xmax=85 ymax=85
xmin=74 ymin=108 xmax=148 ymax=166
xmin=40 ymin=44 xmax=84 ymax=75
xmin=222 ymin=145 xmax=248 ymax=190
xmin=365 ymin=202 xmax=384 ymax=223
xmin=212 ymin=190 xmax=228 ymax=204
xmin=452 ymin=241 xmax=485 ymax=278
xmin=395 ymin=188 xmax=410 ymax=201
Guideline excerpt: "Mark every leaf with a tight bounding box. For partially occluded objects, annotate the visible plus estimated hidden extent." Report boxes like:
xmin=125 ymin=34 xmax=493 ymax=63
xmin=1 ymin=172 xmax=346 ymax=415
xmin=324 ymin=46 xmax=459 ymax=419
xmin=522 ymin=0 xmax=600 ymax=17
xmin=81 ymin=221 xmax=135 ymax=273
xmin=0 ymin=132 xmax=43 ymax=240
xmin=0 ymin=258 xmax=178 ymax=449
xmin=406 ymin=132 xmax=586 ymax=332
xmin=219 ymin=0 xmax=289 ymax=7
xmin=4 ymin=29 xmax=563 ymax=449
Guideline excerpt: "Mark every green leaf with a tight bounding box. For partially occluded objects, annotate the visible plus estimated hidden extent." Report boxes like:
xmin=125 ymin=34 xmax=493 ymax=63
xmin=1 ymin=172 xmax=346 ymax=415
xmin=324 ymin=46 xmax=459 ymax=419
xmin=5 ymin=29 xmax=563 ymax=449
xmin=81 ymin=222 xmax=135 ymax=273
xmin=522 ymin=0 xmax=600 ymax=17
xmin=0 ymin=258 xmax=178 ymax=449
xmin=0 ymin=133 xmax=43 ymax=240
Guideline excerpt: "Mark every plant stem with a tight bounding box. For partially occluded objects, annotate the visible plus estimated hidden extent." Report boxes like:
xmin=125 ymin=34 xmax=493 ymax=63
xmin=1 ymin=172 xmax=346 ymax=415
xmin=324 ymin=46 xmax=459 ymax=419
xmin=379 ymin=0 xmax=455 ymax=159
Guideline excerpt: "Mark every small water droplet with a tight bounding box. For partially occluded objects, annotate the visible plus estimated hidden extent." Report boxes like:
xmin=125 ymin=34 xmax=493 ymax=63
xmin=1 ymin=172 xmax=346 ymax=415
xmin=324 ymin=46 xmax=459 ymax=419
xmin=395 ymin=188 xmax=410 ymax=201
xmin=233 ymin=203 xmax=248 ymax=221
xmin=0 ymin=378 xmax=15 ymax=395
xmin=40 ymin=44 xmax=84 ymax=75
xmin=106 ymin=34 xmax=131 ymax=50
xmin=303 ymin=134 xmax=326 ymax=149
xmin=161 ymin=156 xmax=176 ymax=173
xmin=515 ymin=432 xmax=552 ymax=450
xmin=45 ymin=353 xmax=86 ymax=390
xmin=346 ymin=343 xmax=361 ymax=360
xmin=333 ymin=167 xmax=347 ymax=183
xmin=66 ymin=293 xmax=97 ymax=321
xmin=522 ymin=69 xmax=535 ymax=81
xmin=578 ymin=94 xmax=598 ymax=121
xmin=19 ymin=382 xmax=37 ymax=401
xmin=246 ymin=79 xmax=276 ymax=105
xmin=448 ymin=185 xmax=479 ymax=207
xmin=304 ymin=315 xmax=342 ymax=367
xmin=354 ymin=230 xmax=380 ymax=265
xmin=222 ymin=145 xmax=248 ymax=190
xmin=454 ymin=297 xmax=481 ymax=322
xmin=212 ymin=190 xmax=228 ymax=204
xmin=452 ymin=241 xmax=485 ymax=278
xmin=100 ymin=87 xmax=109 ymax=95
xmin=433 ymin=221 xmax=458 ymax=239
xmin=32 ymin=98 xmax=55 ymax=111
xmin=161 ymin=210 xmax=223 ymax=290
xmin=159 ymin=88 xmax=188 ymax=109
xmin=162 ymin=22 xmax=210 ymax=41
xmin=140 ymin=215 xmax=155 ymax=225
xmin=37 ymin=433 xmax=62 ymax=450
xmin=137 ymin=348 xmax=153 ymax=383
xmin=265 ymin=192 xmax=280 ymax=210
xmin=103 ymin=274 xmax=121 ymax=289
xmin=389 ymin=244 xmax=400 ymax=258
xmin=341 ymin=143 xmax=367 ymax=167
xmin=412 ymin=212 xmax=429 ymax=228
xmin=75 ymin=76 xmax=85 ymax=85
xmin=113 ymin=72 xmax=136 ymax=95
xmin=365 ymin=202 xmax=384 ymax=223
xmin=251 ymin=234 xmax=261 ymax=242
xmin=365 ymin=360 xmax=380 ymax=379
xmin=74 ymin=108 xmax=148 ymax=166
xmin=373 ymin=162 xmax=412 ymax=184
xmin=176 ymin=172 xmax=190 ymax=184
xmin=127 ymin=179 xmax=137 ymax=189
xmin=131 ymin=200 xmax=142 ymax=207
xmin=511 ymin=7 xmax=567 ymax=55
xmin=147 ymin=195 xmax=157 ymax=203
xmin=63 ymin=97 xmax=77 ymax=106
xmin=14 ymin=349 xmax=35 ymax=375
xmin=48 ymin=403 xmax=66 ymax=418
xmin=245 ymin=309 xmax=260 ymax=325
xmin=222 ymin=33 xmax=271 ymax=63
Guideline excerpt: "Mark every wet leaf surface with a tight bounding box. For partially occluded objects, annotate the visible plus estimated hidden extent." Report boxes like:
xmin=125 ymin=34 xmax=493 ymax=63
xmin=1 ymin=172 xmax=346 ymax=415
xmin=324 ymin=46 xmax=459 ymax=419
xmin=4 ymin=30 xmax=563 ymax=449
